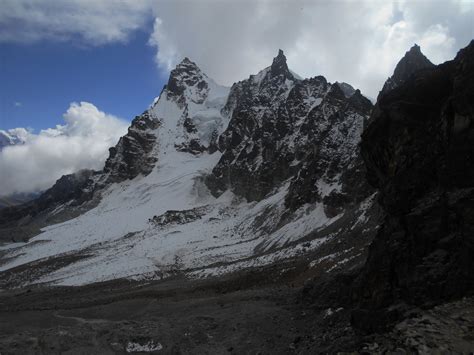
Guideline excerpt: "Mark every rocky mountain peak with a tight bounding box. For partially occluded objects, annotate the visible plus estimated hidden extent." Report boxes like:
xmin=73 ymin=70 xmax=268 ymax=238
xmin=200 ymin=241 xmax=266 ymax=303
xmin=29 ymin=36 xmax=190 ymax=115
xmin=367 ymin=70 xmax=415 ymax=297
xmin=0 ymin=129 xmax=27 ymax=150
xmin=379 ymin=44 xmax=435 ymax=98
xmin=208 ymin=51 xmax=374 ymax=211
xmin=392 ymin=44 xmax=434 ymax=83
xmin=165 ymin=57 xmax=210 ymax=106
xmin=353 ymin=40 xmax=474 ymax=332
xmin=270 ymin=49 xmax=293 ymax=78
xmin=408 ymin=43 xmax=421 ymax=53
xmin=180 ymin=56 xmax=194 ymax=65
xmin=171 ymin=57 xmax=201 ymax=74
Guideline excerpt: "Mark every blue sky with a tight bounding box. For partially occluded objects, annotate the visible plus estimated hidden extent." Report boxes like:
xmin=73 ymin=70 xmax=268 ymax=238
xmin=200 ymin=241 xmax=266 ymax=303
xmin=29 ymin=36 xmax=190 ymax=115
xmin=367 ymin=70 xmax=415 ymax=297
xmin=0 ymin=30 xmax=166 ymax=131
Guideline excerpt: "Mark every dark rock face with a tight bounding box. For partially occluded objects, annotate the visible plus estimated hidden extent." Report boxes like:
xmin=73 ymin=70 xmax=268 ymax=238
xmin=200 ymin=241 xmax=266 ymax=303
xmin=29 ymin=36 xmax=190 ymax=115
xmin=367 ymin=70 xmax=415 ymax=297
xmin=0 ymin=169 xmax=95 ymax=224
xmin=352 ymin=41 xmax=474 ymax=332
xmin=270 ymin=49 xmax=295 ymax=79
xmin=335 ymin=82 xmax=356 ymax=98
xmin=379 ymin=44 xmax=435 ymax=98
xmin=103 ymin=110 xmax=160 ymax=184
xmin=206 ymin=51 xmax=373 ymax=213
xmin=165 ymin=57 xmax=210 ymax=108
xmin=0 ymin=192 xmax=40 ymax=209
xmin=149 ymin=206 xmax=209 ymax=227
xmin=39 ymin=169 xmax=96 ymax=205
xmin=0 ymin=169 xmax=96 ymax=241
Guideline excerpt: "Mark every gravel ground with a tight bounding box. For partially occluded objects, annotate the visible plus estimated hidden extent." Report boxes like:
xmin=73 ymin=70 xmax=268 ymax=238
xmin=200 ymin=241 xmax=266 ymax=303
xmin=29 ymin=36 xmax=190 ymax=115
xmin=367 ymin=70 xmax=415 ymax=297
xmin=0 ymin=262 xmax=473 ymax=354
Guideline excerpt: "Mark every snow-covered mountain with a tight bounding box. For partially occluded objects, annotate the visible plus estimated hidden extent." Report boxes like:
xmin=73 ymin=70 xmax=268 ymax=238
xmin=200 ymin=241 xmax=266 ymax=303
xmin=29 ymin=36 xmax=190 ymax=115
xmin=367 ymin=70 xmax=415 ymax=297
xmin=0 ymin=128 xmax=28 ymax=150
xmin=0 ymin=51 xmax=381 ymax=287
xmin=0 ymin=129 xmax=38 ymax=209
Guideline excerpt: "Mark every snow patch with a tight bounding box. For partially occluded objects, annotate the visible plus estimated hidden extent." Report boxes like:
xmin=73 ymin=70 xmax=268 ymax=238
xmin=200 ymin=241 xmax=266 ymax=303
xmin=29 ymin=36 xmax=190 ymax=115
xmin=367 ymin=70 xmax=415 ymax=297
xmin=126 ymin=340 xmax=163 ymax=353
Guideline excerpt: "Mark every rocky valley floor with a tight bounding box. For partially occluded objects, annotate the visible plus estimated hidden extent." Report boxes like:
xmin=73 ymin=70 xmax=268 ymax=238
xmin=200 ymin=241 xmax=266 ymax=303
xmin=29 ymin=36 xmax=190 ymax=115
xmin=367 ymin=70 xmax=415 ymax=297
xmin=1 ymin=264 xmax=473 ymax=354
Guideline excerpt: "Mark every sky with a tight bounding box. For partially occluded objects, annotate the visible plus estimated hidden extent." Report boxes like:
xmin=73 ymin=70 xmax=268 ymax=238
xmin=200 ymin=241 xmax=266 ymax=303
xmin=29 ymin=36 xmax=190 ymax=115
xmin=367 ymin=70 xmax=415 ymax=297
xmin=0 ymin=0 xmax=473 ymax=195
xmin=0 ymin=30 xmax=163 ymax=131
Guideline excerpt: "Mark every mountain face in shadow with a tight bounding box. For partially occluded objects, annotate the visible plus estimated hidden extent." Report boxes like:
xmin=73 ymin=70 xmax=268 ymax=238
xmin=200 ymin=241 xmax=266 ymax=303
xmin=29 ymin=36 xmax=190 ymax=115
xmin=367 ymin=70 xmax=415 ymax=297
xmin=352 ymin=40 xmax=474 ymax=332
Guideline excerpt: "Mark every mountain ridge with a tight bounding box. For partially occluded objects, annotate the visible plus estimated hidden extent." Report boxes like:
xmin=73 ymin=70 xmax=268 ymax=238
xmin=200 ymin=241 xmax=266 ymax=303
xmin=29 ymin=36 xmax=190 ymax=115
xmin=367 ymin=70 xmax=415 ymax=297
xmin=0 ymin=49 xmax=381 ymax=287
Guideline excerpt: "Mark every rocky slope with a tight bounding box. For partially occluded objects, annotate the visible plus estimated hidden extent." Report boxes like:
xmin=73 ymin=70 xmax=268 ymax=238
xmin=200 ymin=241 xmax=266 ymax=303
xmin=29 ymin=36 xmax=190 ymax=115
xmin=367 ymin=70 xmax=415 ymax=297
xmin=351 ymin=40 xmax=474 ymax=332
xmin=101 ymin=111 xmax=161 ymax=184
xmin=0 ymin=51 xmax=380 ymax=287
xmin=0 ymin=169 xmax=96 ymax=243
xmin=207 ymin=50 xmax=373 ymax=214
xmin=0 ymin=192 xmax=40 ymax=209
xmin=379 ymin=43 xmax=435 ymax=97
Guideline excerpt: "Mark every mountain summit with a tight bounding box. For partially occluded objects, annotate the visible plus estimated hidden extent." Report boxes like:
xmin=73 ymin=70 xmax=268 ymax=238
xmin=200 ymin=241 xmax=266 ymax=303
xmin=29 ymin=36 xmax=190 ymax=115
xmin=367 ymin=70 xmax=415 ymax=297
xmin=270 ymin=49 xmax=293 ymax=78
xmin=379 ymin=44 xmax=435 ymax=97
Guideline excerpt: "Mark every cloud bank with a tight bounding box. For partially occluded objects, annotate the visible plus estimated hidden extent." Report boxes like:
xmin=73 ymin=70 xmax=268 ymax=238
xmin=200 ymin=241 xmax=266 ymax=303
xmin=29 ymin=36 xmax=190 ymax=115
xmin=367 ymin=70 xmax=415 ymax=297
xmin=0 ymin=102 xmax=128 ymax=195
xmin=149 ymin=0 xmax=474 ymax=98
xmin=0 ymin=0 xmax=152 ymax=45
xmin=1 ymin=1 xmax=472 ymax=98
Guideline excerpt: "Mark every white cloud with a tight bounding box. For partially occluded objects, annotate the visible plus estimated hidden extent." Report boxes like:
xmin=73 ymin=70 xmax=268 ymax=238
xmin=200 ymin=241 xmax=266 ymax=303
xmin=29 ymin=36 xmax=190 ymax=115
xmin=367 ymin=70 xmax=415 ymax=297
xmin=149 ymin=0 xmax=473 ymax=98
xmin=14 ymin=102 xmax=22 ymax=107
xmin=0 ymin=0 xmax=153 ymax=45
xmin=1 ymin=1 xmax=471 ymax=98
xmin=0 ymin=102 xmax=128 ymax=195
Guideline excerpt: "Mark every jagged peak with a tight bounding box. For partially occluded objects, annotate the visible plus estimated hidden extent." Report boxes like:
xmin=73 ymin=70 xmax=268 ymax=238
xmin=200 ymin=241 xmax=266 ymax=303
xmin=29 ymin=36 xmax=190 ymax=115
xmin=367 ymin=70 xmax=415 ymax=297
xmin=391 ymin=44 xmax=434 ymax=84
xmin=170 ymin=57 xmax=204 ymax=80
xmin=408 ymin=43 xmax=421 ymax=54
xmin=378 ymin=44 xmax=435 ymax=99
xmin=176 ymin=56 xmax=200 ymax=70
xmin=454 ymin=39 xmax=474 ymax=61
xmin=270 ymin=49 xmax=293 ymax=78
xmin=165 ymin=57 xmax=210 ymax=102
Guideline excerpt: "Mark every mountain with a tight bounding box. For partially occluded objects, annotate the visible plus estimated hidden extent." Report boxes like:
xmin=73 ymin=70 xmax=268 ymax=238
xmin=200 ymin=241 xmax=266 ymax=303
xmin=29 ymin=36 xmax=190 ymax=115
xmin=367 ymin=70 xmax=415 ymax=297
xmin=335 ymin=81 xmax=356 ymax=98
xmin=0 ymin=129 xmax=38 ymax=210
xmin=379 ymin=44 xmax=435 ymax=98
xmin=0 ymin=51 xmax=381 ymax=287
xmin=350 ymin=40 xmax=474 ymax=333
xmin=0 ymin=192 xmax=41 ymax=209
xmin=0 ymin=128 xmax=28 ymax=150
xmin=1 ymin=43 xmax=473 ymax=353
xmin=0 ymin=169 xmax=97 ymax=243
xmin=206 ymin=50 xmax=373 ymax=213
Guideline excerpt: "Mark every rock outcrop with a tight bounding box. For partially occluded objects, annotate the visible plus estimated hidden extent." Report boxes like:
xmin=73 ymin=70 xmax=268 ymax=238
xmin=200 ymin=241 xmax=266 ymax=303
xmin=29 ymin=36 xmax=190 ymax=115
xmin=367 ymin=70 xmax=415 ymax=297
xmin=207 ymin=50 xmax=374 ymax=216
xmin=102 ymin=110 xmax=160 ymax=184
xmin=379 ymin=44 xmax=435 ymax=98
xmin=0 ymin=169 xmax=96 ymax=242
xmin=0 ymin=169 xmax=95 ymax=223
xmin=377 ymin=44 xmax=435 ymax=99
xmin=352 ymin=41 xmax=474 ymax=332
xmin=162 ymin=57 xmax=230 ymax=154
